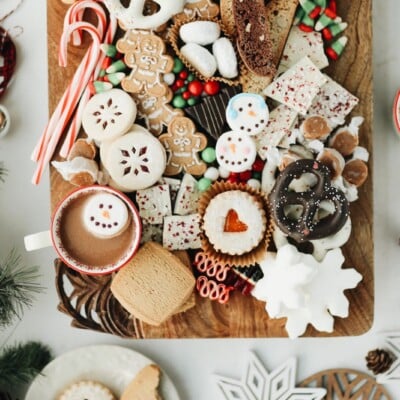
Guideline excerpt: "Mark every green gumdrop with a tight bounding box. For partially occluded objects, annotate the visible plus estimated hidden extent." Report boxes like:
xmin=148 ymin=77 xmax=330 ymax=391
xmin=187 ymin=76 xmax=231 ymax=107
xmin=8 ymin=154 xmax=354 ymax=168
xmin=197 ymin=177 xmax=212 ymax=192
xmin=201 ymin=147 xmax=216 ymax=163
xmin=173 ymin=58 xmax=184 ymax=74
xmin=172 ymin=95 xmax=186 ymax=109
xmin=187 ymin=97 xmax=198 ymax=106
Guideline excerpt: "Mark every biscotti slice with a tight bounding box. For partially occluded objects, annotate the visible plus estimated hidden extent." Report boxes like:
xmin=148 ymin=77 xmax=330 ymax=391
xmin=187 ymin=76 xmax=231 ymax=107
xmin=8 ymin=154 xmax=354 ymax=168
xmin=220 ymin=0 xmax=235 ymax=36
xmin=233 ymin=0 xmax=276 ymax=77
xmin=58 ymin=380 xmax=116 ymax=400
xmin=121 ymin=365 xmax=161 ymax=400
xmin=111 ymin=242 xmax=195 ymax=326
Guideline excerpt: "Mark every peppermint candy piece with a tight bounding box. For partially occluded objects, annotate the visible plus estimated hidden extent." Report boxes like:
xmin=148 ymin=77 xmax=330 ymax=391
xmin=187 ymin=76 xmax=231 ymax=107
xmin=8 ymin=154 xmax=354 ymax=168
xmin=82 ymin=89 xmax=137 ymax=143
xmin=83 ymin=192 xmax=130 ymax=239
xmin=103 ymin=130 xmax=166 ymax=192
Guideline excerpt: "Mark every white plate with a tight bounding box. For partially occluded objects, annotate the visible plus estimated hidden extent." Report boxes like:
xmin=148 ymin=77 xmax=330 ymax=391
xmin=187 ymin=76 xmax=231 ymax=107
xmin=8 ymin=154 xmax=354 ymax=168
xmin=26 ymin=344 xmax=180 ymax=399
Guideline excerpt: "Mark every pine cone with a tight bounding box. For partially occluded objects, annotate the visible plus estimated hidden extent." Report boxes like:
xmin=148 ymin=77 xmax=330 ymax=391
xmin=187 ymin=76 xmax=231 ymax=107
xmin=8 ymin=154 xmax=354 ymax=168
xmin=366 ymin=348 xmax=394 ymax=375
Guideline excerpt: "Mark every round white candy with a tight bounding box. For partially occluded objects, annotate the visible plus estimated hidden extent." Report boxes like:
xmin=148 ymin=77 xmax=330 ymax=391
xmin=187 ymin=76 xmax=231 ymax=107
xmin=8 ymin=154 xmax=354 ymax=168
xmin=226 ymin=93 xmax=269 ymax=136
xmin=216 ymin=131 xmax=257 ymax=173
xmin=247 ymin=179 xmax=261 ymax=190
xmin=180 ymin=21 xmax=221 ymax=45
xmin=82 ymin=89 xmax=137 ymax=143
xmin=163 ymin=72 xmax=175 ymax=86
xmin=218 ymin=166 xmax=231 ymax=179
xmin=204 ymin=167 xmax=219 ymax=181
xmin=212 ymin=37 xmax=238 ymax=79
xmin=83 ymin=193 xmax=130 ymax=238
xmin=180 ymin=43 xmax=217 ymax=78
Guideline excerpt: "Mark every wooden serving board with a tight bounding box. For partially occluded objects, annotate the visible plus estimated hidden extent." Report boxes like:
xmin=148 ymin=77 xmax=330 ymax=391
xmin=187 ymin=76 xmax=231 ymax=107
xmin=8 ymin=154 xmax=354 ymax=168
xmin=47 ymin=0 xmax=373 ymax=338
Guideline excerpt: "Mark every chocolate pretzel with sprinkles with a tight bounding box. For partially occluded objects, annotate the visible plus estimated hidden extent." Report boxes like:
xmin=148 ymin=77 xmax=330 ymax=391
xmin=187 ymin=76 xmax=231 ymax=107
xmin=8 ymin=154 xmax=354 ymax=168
xmin=269 ymin=159 xmax=349 ymax=243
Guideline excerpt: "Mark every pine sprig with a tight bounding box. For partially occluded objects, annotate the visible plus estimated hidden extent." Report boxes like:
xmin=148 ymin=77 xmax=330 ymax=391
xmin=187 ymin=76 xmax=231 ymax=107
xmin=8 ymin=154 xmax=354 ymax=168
xmin=0 ymin=341 xmax=52 ymax=390
xmin=0 ymin=250 xmax=44 ymax=328
xmin=0 ymin=163 xmax=6 ymax=183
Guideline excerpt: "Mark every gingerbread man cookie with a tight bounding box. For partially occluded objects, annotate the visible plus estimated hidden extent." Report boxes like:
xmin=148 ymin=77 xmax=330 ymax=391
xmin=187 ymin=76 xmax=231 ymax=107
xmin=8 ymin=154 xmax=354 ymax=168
xmin=174 ymin=0 xmax=220 ymax=21
xmin=117 ymin=30 xmax=173 ymax=97
xmin=159 ymin=116 xmax=207 ymax=176
xmin=133 ymin=88 xmax=184 ymax=136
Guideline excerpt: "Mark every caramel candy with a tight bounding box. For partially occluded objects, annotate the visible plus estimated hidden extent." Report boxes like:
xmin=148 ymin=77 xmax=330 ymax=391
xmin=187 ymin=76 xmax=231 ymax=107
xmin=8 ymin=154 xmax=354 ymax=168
xmin=316 ymin=148 xmax=345 ymax=180
xmin=301 ymin=115 xmax=331 ymax=140
xmin=67 ymin=138 xmax=97 ymax=161
xmin=279 ymin=145 xmax=313 ymax=171
xmin=342 ymin=159 xmax=368 ymax=187
xmin=329 ymin=129 xmax=359 ymax=157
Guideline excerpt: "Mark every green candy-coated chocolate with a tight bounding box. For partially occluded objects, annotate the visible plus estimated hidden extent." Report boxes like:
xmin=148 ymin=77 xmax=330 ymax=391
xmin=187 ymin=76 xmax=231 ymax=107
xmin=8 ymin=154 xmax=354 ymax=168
xmin=172 ymin=95 xmax=186 ymax=109
xmin=176 ymin=86 xmax=188 ymax=95
xmin=201 ymin=147 xmax=216 ymax=163
xmin=173 ymin=58 xmax=184 ymax=74
xmin=197 ymin=177 xmax=212 ymax=192
xmin=187 ymin=97 xmax=198 ymax=106
xmin=187 ymin=73 xmax=195 ymax=82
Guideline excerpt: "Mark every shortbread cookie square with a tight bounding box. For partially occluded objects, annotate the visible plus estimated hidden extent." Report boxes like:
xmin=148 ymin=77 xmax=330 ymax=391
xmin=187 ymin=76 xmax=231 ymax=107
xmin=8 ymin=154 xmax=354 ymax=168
xmin=306 ymin=75 xmax=359 ymax=127
xmin=111 ymin=242 xmax=195 ymax=326
xmin=173 ymin=174 xmax=201 ymax=216
xmin=163 ymin=214 xmax=202 ymax=250
xmin=136 ymin=184 xmax=172 ymax=225
xmin=264 ymin=56 xmax=328 ymax=115
xmin=279 ymin=26 xmax=329 ymax=73
xmin=255 ymin=104 xmax=298 ymax=159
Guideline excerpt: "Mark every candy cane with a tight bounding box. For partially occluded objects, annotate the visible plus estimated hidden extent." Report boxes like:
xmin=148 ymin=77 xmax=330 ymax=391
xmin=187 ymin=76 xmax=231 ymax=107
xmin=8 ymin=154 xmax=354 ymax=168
xmin=32 ymin=22 xmax=101 ymax=184
xmin=32 ymin=2 xmax=107 ymax=163
xmin=59 ymin=12 xmax=117 ymax=158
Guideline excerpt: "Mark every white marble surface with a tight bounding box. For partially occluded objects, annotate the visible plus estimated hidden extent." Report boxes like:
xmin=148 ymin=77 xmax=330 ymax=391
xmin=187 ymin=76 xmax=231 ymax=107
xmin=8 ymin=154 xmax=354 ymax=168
xmin=0 ymin=0 xmax=399 ymax=399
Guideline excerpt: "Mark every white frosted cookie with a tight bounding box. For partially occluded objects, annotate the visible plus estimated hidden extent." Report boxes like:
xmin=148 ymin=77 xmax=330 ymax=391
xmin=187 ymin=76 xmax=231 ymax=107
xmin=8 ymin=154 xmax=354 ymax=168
xmin=58 ymin=380 xmax=116 ymax=400
xmin=82 ymin=89 xmax=137 ymax=143
xmin=102 ymin=130 xmax=166 ymax=192
xmin=216 ymin=131 xmax=257 ymax=173
xmin=202 ymin=190 xmax=266 ymax=256
xmin=82 ymin=192 xmax=130 ymax=239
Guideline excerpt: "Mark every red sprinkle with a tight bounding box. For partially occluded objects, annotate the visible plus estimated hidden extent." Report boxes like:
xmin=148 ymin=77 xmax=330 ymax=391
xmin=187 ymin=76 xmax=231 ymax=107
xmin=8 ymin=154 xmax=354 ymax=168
xmin=204 ymin=80 xmax=220 ymax=95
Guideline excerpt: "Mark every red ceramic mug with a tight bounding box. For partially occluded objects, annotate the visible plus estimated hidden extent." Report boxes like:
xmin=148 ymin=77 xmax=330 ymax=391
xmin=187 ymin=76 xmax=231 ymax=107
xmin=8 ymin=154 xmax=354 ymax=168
xmin=24 ymin=185 xmax=142 ymax=275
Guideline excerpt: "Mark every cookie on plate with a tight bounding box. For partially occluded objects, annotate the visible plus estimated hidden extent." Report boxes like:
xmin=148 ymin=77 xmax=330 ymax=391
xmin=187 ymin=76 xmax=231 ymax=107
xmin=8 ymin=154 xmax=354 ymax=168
xmin=58 ymin=380 xmax=116 ymax=400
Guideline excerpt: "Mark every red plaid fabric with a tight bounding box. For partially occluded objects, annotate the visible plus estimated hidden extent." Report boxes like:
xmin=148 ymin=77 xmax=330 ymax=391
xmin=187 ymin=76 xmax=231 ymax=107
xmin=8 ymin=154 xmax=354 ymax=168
xmin=0 ymin=26 xmax=16 ymax=99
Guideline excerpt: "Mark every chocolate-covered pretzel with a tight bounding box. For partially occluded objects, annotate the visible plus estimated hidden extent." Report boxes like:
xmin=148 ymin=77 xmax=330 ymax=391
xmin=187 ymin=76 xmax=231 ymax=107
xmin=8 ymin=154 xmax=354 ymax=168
xmin=269 ymin=159 xmax=349 ymax=242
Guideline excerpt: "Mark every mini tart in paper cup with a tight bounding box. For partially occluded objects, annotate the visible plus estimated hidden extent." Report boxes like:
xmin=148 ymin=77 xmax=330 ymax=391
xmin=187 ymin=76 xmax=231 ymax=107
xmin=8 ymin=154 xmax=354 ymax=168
xmin=198 ymin=181 xmax=273 ymax=267
xmin=168 ymin=16 xmax=244 ymax=86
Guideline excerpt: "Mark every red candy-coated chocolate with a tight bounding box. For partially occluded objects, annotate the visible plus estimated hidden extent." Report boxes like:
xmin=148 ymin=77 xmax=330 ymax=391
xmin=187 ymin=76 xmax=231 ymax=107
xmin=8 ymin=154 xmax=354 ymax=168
xmin=188 ymin=80 xmax=204 ymax=96
xmin=182 ymin=91 xmax=191 ymax=100
xmin=179 ymin=70 xmax=188 ymax=80
xmin=175 ymin=79 xmax=185 ymax=89
xmin=252 ymin=159 xmax=265 ymax=172
xmin=204 ymin=80 xmax=220 ymax=95
xmin=239 ymin=170 xmax=252 ymax=182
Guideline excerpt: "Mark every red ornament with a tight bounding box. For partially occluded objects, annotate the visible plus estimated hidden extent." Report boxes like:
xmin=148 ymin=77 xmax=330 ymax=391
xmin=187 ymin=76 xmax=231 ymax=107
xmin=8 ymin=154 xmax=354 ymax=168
xmin=188 ymin=80 xmax=204 ymax=96
xmin=204 ymin=80 xmax=220 ymax=95
xmin=0 ymin=27 xmax=17 ymax=99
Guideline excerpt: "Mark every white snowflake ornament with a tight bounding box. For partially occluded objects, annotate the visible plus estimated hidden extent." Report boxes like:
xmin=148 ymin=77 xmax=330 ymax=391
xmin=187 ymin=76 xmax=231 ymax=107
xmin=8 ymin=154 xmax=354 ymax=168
xmin=252 ymin=245 xmax=362 ymax=338
xmin=252 ymin=245 xmax=317 ymax=317
xmin=215 ymin=352 xmax=326 ymax=400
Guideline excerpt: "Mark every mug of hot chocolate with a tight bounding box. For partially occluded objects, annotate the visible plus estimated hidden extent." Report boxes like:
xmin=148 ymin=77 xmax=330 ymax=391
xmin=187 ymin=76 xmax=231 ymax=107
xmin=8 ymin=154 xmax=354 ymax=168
xmin=24 ymin=186 xmax=142 ymax=275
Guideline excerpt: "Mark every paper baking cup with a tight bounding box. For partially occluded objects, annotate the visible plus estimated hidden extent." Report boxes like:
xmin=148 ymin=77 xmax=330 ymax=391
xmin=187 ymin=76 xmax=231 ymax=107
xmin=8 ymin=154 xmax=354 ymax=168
xmin=198 ymin=181 xmax=273 ymax=267
xmin=168 ymin=17 xmax=244 ymax=87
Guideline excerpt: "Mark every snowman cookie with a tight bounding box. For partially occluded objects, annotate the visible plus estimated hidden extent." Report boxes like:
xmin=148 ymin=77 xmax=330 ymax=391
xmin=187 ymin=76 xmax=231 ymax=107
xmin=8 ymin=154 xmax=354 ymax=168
xmin=83 ymin=192 xmax=131 ymax=239
xmin=226 ymin=93 xmax=269 ymax=136
xmin=215 ymin=131 xmax=257 ymax=173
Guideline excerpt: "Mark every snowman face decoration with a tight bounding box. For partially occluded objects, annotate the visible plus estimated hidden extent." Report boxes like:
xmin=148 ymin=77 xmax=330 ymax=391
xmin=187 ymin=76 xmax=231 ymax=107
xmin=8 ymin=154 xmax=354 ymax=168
xmin=226 ymin=93 xmax=269 ymax=136
xmin=83 ymin=193 xmax=131 ymax=239
xmin=216 ymin=131 xmax=257 ymax=173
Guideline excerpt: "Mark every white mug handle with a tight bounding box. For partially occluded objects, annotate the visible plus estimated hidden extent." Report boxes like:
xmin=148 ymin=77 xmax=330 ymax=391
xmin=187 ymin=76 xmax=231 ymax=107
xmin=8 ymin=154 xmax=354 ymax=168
xmin=24 ymin=231 xmax=52 ymax=251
